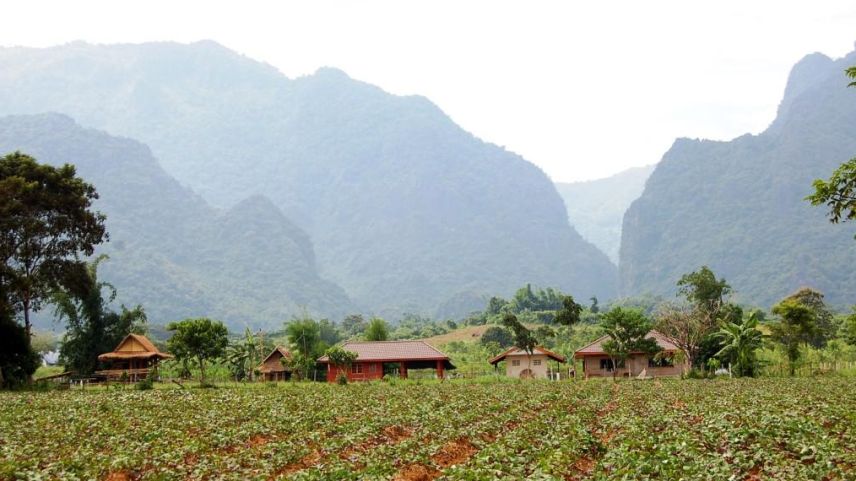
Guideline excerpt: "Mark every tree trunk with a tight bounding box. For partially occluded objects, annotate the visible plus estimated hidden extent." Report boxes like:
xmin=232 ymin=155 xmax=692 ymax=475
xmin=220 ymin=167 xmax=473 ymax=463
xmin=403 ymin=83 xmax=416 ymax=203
xmin=23 ymin=299 xmax=31 ymax=337
xmin=199 ymin=356 xmax=206 ymax=385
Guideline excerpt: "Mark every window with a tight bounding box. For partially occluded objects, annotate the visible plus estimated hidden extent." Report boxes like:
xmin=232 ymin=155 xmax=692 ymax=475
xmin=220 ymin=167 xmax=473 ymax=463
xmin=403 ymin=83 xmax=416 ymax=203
xmin=599 ymin=359 xmax=624 ymax=371
xmin=533 ymin=360 xmax=542 ymax=366
xmin=648 ymin=356 xmax=675 ymax=368
xmin=351 ymin=363 xmax=363 ymax=374
xmin=511 ymin=360 xmax=520 ymax=367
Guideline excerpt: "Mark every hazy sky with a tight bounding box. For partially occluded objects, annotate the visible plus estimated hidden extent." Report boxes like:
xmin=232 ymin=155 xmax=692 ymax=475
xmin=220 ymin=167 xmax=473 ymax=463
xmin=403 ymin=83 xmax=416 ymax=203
xmin=2 ymin=1 xmax=856 ymax=182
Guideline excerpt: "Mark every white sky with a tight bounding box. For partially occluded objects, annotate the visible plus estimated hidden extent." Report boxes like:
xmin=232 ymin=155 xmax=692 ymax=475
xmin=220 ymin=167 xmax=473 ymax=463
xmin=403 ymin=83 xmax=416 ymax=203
xmin=2 ymin=1 xmax=856 ymax=182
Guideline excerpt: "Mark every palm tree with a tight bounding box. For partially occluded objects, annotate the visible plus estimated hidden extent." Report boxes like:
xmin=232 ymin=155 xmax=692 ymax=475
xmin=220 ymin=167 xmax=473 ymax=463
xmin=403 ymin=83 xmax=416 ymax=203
xmin=715 ymin=311 xmax=764 ymax=377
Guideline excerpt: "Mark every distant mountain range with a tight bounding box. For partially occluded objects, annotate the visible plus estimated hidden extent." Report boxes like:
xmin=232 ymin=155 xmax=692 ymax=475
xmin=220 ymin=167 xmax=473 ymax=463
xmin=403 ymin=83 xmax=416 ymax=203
xmin=556 ymin=165 xmax=655 ymax=264
xmin=620 ymin=48 xmax=856 ymax=307
xmin=0 ymin=41 xmax=617 ymax=326
xmin=0 ymin=114 xmax=353 ymax=331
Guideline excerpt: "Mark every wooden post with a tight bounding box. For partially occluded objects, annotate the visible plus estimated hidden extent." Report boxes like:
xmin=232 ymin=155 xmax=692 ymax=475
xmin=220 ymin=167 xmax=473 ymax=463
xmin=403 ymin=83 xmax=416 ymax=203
xmin=400 ymin=362 xmax=408 ymax=379
xmin=436 ymin=360 xmax=444 ymax=380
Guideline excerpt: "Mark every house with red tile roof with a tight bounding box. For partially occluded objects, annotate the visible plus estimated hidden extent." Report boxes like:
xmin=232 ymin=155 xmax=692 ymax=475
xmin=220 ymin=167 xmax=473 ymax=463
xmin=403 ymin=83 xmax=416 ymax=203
xmin=573 ymin=330 xmax=687 ymax=378
xmin=489 ymin=346 xmax=566 ymax=379
xmin=317 ymin=340 xmax=455 ymax=382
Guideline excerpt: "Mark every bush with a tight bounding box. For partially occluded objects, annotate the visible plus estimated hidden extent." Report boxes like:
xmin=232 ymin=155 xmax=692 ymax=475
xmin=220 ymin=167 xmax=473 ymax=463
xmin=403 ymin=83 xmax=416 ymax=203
xmin=135 ymin=377 xmax=154 ymax=390
xmin=336 ymin=372 xmax=348 ymax=385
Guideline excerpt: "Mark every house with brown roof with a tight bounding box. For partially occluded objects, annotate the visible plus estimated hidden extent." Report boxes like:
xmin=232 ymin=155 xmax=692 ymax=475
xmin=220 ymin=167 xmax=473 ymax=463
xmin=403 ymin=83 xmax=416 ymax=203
xmin=96 ymin=333 xmax=173 ymax=381
xmin=317 ymin=340 xmax=455 ymax=382
xmin=489 ymin=346 xmax=566 ymax=379
xmin=573 ymin=330 xmax=687 ymax=378
xmin=258 ymin=346 xmax=292 ymax=381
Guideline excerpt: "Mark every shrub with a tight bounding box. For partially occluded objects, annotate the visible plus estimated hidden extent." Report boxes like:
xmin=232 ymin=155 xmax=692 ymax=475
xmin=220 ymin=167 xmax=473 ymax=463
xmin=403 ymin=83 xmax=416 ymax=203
xmin=336 ymin=372 xmax=348 ymax=385
xmin=135 ymin=377 xmax=153 ymax=391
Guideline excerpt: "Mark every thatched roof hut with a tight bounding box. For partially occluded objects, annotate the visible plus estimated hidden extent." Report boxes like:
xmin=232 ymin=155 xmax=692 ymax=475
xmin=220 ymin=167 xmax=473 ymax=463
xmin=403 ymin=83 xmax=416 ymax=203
xmin=258 ymin=346 xmax=292 ymax=381
xmin=96 ymin=334 xmax=172 ymax=381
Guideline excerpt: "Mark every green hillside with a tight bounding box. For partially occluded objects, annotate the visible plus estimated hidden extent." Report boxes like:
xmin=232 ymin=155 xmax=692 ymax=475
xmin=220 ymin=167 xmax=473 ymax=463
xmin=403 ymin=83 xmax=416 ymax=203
xmin=0 ymin=113 xmax=352 ymax=330
xmin=620 ymin=49 xmax=856 ymax=307
xmin=0 ymin=41 xmax=617 ymax=316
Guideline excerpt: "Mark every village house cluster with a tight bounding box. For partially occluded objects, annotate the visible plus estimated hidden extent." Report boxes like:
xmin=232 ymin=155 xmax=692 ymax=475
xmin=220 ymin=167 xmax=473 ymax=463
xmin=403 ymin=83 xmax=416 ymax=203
xmin=96 ymin=331 xmax=687 ymax=382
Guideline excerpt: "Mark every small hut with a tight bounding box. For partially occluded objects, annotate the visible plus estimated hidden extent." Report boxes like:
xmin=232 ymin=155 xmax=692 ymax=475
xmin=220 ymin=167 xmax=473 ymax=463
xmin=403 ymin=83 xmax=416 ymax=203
xmin=96 ymin=334 xmax=172 ymax=381
xmin=258 ymin=346 xmax=292 ymax=381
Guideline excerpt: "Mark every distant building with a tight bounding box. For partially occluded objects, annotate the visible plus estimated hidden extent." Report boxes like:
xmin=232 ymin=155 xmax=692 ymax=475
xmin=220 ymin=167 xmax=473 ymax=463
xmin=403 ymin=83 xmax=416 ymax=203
xmin=257 ymin=346 xmax=292 ymax=381
xmin=317 ymin=340 xmax=455 ymax=382
xmin=96 ymin=334 xmax=173 ymax=381
xmin=573 ymin=330 xmax=686 ymax=378
xmin=489 ymin=346 xmax=566 ymax=379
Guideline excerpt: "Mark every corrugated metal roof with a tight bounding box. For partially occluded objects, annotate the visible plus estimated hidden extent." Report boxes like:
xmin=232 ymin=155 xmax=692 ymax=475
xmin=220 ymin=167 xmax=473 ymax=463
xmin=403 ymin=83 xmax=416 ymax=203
xmin=573 ymin=330 xmax=681 ymax=357
xmin=317 ymin=340 xmax=450 ymax=362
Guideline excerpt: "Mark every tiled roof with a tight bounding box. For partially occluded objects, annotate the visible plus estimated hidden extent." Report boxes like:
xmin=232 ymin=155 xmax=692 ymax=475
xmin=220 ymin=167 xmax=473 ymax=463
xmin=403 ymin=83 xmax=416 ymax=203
xmin=573 ymin=330 xmax=681 ymax=357
xmin=489 ymin=346 xmax=566 ymax=365
xmin=317 ymin=340 xmax=450 ymax=362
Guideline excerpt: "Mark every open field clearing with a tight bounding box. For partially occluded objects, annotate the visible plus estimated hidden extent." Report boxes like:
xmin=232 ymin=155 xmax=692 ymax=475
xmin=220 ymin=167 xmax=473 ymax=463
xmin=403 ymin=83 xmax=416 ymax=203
xmin=1 ymin=378 xmax=854 ymax=481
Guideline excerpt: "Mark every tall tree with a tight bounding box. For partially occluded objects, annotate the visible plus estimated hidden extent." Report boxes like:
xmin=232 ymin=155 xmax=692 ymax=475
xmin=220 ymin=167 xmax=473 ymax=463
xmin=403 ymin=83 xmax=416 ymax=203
xmin=770 ymin=299 xmax=818 ymax=376
xmin=284 ymin=316 xmax=326 ymax=380
xmin=0 ymin=152 xmax=107 ymax=336
xmin=364 ymin=317 xmax=390 ymax=341
xmin=502 ymin=313 xmax=538 ymax=374
xmin=676 ymin=265 xmax=731 ymax=318
xmin=781 ymin=288 xmax=835 ymax=348
xmin=807 ymin=66 xmax=856 ymax=228
xmin=166 ymin=318 xmax=229 ymax=385
xmin=0 ymin=302 xmax=39 ymax=388
xmin=655 ymin=266 xmax=733 ymax=369
xmin=555 ymin=295 xmax=583 ymax=327
xmin=600 ymin=307 xmax=660 ymax=379
xmin=714 ymin=311 xmax=764 ymax=377
xmin=843 ymin=307 xmax=856 ymax=347
xmin=55 ymin=255 xmax=147 ymax=375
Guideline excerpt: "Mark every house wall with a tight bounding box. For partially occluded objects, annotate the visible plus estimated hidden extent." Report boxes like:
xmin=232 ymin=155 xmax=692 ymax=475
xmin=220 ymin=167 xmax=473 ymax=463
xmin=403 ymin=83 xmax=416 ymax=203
xmin=581 ymin=355 xmax=685 ymax=378
xmin=326 ymin=361 xmax=385 ymax=382
xmin=504 ymin=354 xmax=553 ymax=379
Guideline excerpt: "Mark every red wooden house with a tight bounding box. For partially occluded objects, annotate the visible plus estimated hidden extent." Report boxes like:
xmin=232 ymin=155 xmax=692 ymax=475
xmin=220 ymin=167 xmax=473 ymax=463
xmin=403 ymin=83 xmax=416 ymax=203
xmin=317 ymin=340 xmax=455 ymax=382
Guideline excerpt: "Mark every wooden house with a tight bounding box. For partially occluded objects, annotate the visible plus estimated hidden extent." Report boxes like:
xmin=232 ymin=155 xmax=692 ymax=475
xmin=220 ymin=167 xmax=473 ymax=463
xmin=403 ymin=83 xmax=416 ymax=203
xmin=258 ymin=346 xmax=292 ymax=381
xmin=96 ymin=334 xmax=172 ymax=381
xmin=317 ymin=340 xmax=455 ymax=382
xmin=573 ymin=330 xmax=687 ymax=378
xmin=489 ymin=346 xmax=566 ymax=379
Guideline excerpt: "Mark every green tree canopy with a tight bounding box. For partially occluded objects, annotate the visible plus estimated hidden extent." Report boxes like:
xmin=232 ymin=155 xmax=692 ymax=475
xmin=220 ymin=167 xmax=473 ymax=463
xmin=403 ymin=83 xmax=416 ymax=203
xmin=555 ymin=295 xmax=583 ymax=327
xmin=676 ymin=265 xmax=731 ymax=316
xmin=324 ymin=346 xmax=358 ymax=367
xmin=807 ymin=66 xmax=856 ymax=229
xmin=480 ymin=326 xmax=513 ymax=349
xmin=0 ymin=304 xmax=39 ymax=388
xmin=55 ymin=255 xmax=147 ymax=376
xmin=501 ymin=313 xmax=537 ymax=356
xmin=364 ymin=317 xmax=389 ymax=341
xmin=770 ymin=299 xmax=819 ymax=376
xmin=166 ymin=318 xmax=229 ymax=385
xmin=843 ymin=307 xmax=856 ymax=347
xmin=0 ymin=152 xmax=107 ymax=336
xmin=284 ymin=316 xmax=328 ymax=380
xmin=600 ymin=307 xmax=660 ymax=379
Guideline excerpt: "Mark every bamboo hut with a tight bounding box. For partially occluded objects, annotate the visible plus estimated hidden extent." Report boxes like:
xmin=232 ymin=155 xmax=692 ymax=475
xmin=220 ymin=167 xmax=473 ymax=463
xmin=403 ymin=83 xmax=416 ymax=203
xmin=258 ymin=346 xmax=292 ymax=381
xmin=96 ymin=334 xmax=172 ymax=381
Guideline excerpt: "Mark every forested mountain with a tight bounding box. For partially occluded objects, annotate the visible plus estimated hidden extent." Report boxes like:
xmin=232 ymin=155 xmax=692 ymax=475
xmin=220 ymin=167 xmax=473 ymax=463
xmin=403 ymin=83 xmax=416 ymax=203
xmin=621 ymin=48 xmax=856 ymax=307
xmin=0 ymin=113 xmax=352 ymax=330
xmin=0 ymin=41 xmax=617 ymax=316
xmin=555 ymin=164 xmax=655 ymax=263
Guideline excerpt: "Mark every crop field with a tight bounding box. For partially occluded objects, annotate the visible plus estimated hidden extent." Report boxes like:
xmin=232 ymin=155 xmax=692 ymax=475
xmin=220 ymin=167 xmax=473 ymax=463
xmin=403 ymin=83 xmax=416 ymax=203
xmin=1 ymin=378 xmax=854 ymax=481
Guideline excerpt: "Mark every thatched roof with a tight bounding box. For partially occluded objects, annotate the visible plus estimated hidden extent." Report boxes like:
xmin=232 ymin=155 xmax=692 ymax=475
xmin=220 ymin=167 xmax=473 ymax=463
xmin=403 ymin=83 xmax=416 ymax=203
xmin=489 ymin=346 xmax=566 ymax=365
xmin=573 ymin=330 xmax=681 ymax=358
xmin=97 ymin=334 xmax=173 ymax=361
xmin=258 ymin=346 xmax=291 ymax=373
